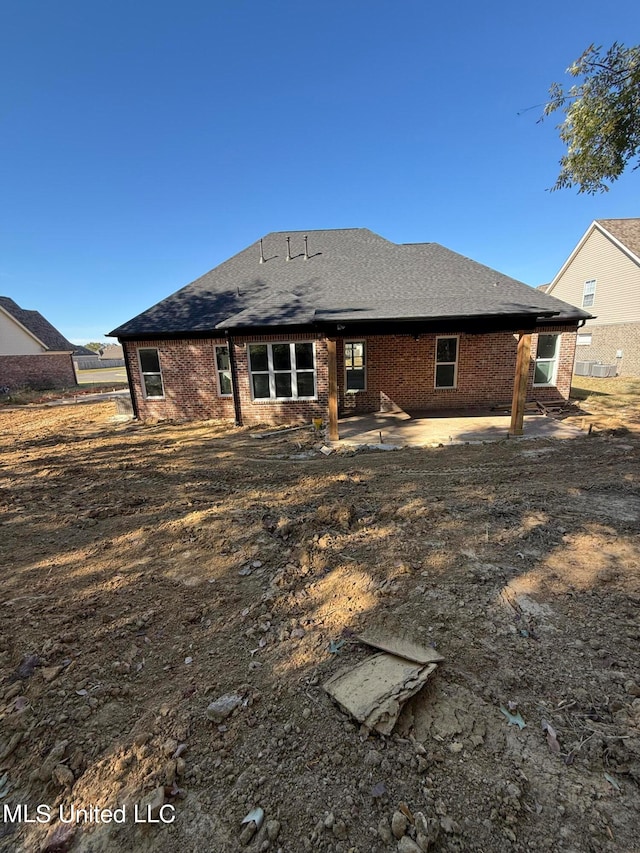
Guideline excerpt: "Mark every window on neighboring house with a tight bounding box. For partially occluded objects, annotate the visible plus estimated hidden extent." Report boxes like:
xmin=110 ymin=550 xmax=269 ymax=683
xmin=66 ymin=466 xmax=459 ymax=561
xmin=138 ymin=348 xmax=164 ymax=398
xmin=248 ymin=342 xmax=316 ymax=400
xmin=534 ymin=334 xmax=560 ymax=386
xmin=582 ymin=279 xmax=596 ymax=307
xmin=576 ymin=333 xmax=592 ymax=346
xmin=435 ymin=336 xmax=458 ymax=388
xmin=344 ymin=341 xmax=366 ymax=391
xmin=215 ymin=345 xmax=232 ymax=396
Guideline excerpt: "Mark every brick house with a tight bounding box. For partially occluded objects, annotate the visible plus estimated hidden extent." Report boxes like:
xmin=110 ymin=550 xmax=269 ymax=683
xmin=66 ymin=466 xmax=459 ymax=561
xmin=109 ymin=229 xmax=590 ymax=437
xmin=0 ymin=296 xmax=90 ymax=390
xmin=545 ymin=218 xmax=640 ymax=377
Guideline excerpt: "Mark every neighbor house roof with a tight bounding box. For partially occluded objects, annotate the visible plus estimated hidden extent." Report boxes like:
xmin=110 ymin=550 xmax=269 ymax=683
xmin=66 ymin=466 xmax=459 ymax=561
xmin=110 ymin=229 xmax=590 ymax=338
xmin=0 ymin=297 xmax=92 ymax=355
xmin=597 ymin=218 xmax=640 ymax=261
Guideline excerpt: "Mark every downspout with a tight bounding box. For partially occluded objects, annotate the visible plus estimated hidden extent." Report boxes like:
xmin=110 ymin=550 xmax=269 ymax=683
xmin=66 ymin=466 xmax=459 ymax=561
xmin=226 ymin=331 xmax=243 ymax=426
xmin=121 ymin=340 xmax=140 ymax=420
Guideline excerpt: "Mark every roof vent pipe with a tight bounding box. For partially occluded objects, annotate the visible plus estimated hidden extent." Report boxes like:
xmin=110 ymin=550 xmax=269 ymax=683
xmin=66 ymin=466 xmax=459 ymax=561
xmin=286 ymin=236 xmax=292 ymax=262
xmin=304 ymin=235 xmax=309 ymax=260
xmin=259 ymin=238 xmax=265 ymax=264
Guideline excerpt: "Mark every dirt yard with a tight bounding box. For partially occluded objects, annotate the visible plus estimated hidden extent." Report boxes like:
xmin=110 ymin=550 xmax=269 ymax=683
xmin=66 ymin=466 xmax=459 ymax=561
xmin=1 ymin=387 xmax=639 ymax=853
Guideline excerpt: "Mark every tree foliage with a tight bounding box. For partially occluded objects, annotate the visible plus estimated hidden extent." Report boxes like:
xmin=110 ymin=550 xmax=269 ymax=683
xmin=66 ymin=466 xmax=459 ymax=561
xmin=544 ymin=42 xmax=640 ymax=193
xmin=84 ymin=341 xmax=108 ymax=352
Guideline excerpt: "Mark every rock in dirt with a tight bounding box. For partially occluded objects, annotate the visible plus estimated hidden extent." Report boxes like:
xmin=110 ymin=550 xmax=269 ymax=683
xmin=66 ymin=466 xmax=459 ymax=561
xmin=206 ymin=694 xmax=243 ymax=723
xmin=38 ymin=740 xmax=69 ymax=781
xmin=266 ymin=819 xmax=281 ymax=841
xmin=392 ymin=810 xmax=408 ymax=839
xmin=52 ymin=764 xmax=75 ymax=790
xmin=378 ymin=817 xmax=394 ymax=844
xmin=398 ymin=838 xmax=423 ymax=853
xmin=41 ymin=665 xmax=64 ymax=683
xmin=137 ymin=786 xmax=165 ymax=821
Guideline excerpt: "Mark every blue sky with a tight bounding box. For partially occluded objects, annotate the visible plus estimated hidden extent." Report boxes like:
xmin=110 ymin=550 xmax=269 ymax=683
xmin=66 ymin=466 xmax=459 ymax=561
xmin=1 ymin=1 xmax=638 ymax=344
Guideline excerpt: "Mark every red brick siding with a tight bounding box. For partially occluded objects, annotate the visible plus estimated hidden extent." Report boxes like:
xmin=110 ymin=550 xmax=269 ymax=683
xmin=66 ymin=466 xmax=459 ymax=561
xmin=124 ymin=339 xmax=236 ymax=422
xmin=0 ymin=353 xmax=76 ymax=390
xmin=336 ymin=327 xmax=577 ymax=414
xmin=232 ymin=334 xmax=328 ymax=426
xmin=124 ymin=334 xmax=328 ymax=425
xmin=124 ymin=326 xmax=577 ymax=424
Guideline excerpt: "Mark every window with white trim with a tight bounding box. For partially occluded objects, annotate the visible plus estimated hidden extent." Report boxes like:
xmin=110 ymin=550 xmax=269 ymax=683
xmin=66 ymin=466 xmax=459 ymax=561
xmin=344 ymin=341 xmax=366 ymax=391
xmin=576 ymin=333 xmax=592 ymax=346
xmin=215 ymin=345 xmax=232 ymax=396
xmin=534 ymin=334 xmax=560 ymax=386
xmin=248 ymin=342 xmax=316 ymax=400
xmin=138 ymin=348 xmax=164 ymax=398
xmin=435 ymin=336 xmax=458 ymax=388
xmin=582 ymin=279 xmax=596 ymax=307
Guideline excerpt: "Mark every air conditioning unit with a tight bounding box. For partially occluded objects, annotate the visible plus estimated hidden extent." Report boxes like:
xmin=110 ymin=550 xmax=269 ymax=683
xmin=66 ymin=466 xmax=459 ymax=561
xmin=574 ymin=361 xmax=594 ymax=376
xmin=590 ymin=363 xmax=617 ymax=378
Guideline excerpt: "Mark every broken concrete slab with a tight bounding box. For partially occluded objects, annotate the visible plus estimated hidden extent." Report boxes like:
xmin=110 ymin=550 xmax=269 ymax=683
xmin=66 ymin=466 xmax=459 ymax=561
xmin=356 ymin=627 xmax=444 ymax=665
xmin=324 ymin=653 xmax=438 ymax=735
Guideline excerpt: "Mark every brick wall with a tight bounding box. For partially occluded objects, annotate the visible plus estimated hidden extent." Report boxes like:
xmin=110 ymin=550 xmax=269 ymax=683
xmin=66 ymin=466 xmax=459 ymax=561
xmin=337 ymin=326 xmax=577 ymax=414
xmin=574 ymin=322 xmax=640 ymax=377
xmin=124 ymin=334 xmax=328 ymax=425
xmin=124 ymin=325 xmax=577 ymax=424
xmin=124 ymin=339 xmax=236 ymax=422
xmin=0 ymin=353 xmax=76 ymax=390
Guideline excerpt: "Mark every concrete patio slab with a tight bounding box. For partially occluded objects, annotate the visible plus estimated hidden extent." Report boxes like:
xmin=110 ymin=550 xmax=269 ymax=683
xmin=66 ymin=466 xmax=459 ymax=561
xmin=336 ymin=408 xmax=584 ymax=447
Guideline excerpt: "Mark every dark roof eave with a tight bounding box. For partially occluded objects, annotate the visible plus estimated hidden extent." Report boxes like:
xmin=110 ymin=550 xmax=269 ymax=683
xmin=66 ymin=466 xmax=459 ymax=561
xmin=112 ymin=311 xmax=587 ymax=342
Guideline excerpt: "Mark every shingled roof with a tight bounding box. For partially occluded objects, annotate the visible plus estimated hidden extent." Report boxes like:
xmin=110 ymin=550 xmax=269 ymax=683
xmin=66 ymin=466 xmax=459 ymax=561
xmin=0 ymin=297 xmax=93 ymax=355
xmin=597 ymin=218 xmax=640 ymax=260
xmin=110 ymin=229 xmax=590 ymax=337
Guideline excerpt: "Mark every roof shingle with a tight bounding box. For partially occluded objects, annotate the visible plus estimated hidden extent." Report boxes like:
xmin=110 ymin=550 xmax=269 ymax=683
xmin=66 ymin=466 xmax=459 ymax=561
xmin=110 ymin=228 xmax=589 ymax=337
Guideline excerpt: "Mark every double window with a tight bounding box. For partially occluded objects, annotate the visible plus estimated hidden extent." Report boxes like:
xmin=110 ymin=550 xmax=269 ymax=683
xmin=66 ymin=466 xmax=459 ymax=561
xmin=345 ymin=341 xmax=366 ymax=391
xmin=582 ymin=279 xmax=596 ymax=308
xmin=138 ymin=348 xmax=164 ymax=398
xmin=534 ymin=334 xmax=560 ymax=386
xmin=215 ymin=345 xmax=232 ymax=396
xmin=435 ymin=336 xmax=458 ymax=388
xmin=248 ymin=342 xmax=316 ymax=400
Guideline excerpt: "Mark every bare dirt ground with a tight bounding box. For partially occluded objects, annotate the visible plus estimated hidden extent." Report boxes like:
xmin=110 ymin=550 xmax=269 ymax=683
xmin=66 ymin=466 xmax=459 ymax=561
xmin=1 ymin=387 xmax=639 ymax=853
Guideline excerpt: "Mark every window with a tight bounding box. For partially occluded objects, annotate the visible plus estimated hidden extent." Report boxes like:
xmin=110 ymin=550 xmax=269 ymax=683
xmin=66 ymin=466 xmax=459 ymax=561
xmin=215 ymin=345 xmax=232 ymax=396
xmin=435 ymin=336 xmax=458 ymax=388
xmin=582 ymin=279 xmax=596 ymax=307
xmin=534 ymin=334 xmax=560 ymax=386
xmin=138 ymin=348 xmax=164 ymax=398
xmin=344 ymin=341 xmax=366 ymax=391
xmin=248 ymin=342 xmax=316 ymax=400
xmin=576 ymin=333 xmax=592 ymax=346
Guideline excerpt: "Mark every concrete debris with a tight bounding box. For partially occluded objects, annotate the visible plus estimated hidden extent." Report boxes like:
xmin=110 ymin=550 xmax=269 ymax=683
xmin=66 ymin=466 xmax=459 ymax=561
xmin=356 ymin=626 xmax=444 ymax=665
xmin=324 ymin=653 xmax=438 ymax=735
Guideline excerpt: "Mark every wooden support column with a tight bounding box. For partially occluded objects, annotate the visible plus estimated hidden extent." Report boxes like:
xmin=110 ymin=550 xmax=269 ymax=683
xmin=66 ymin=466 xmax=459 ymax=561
xmin=509 ymin=332 xmax=532 ymax=436
xmin=327 ymin=338 xmax=339 ymax=441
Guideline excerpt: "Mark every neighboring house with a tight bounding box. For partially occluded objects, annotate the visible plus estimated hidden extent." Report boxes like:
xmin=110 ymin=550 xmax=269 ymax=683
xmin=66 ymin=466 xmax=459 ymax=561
xmin=98 ymin=343 xmax=124 ymax=361
xmin=109 ymin=228 xmax=590 ymax=437
xmin=0 ymin=296 xmax=82 ymax=389
xmin=545 ymin=218 xmax=640 ymax=376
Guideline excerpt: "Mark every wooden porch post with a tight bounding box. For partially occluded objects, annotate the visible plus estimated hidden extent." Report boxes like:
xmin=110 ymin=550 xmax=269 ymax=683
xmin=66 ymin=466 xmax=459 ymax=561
xmin=509 ymin=332 xmax=532 ymax=436
xmin=326 ymin=338 xmax=339 ymax=441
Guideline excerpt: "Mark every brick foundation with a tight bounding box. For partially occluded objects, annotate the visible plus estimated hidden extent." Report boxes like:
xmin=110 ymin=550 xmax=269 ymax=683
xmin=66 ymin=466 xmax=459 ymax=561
xmin=123 ymin=325 xmax=577 ymax=425
xmin=0 ymin=353 xmax=76 ymax=390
